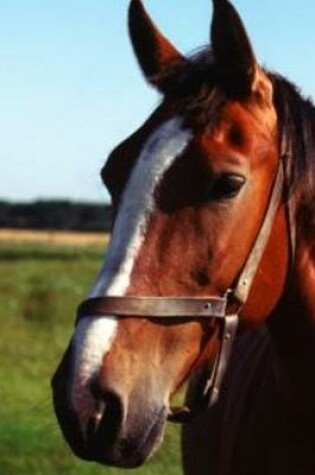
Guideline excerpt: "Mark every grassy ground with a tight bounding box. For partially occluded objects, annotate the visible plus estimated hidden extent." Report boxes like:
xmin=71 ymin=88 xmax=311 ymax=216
xmin=0 ymin=241 xmax=181 ymax=475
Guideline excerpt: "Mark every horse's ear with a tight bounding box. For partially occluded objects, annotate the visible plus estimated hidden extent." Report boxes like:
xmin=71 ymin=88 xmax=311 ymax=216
xmin=128 ymin=0 xmax=186 ymax=91
xmin=211 ymin=0 xmax=271 ymax=102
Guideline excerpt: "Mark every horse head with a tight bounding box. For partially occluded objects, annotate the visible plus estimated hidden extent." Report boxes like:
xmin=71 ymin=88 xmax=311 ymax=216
xmin=52 ymin=0 xmax=292 ymax=468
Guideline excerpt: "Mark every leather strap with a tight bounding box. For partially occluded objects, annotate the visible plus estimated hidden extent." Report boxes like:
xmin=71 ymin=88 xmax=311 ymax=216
xmin=77 ymin=296 xmax=227 ymax=322
xmin=167 ymin=313 xmax=239 ymax=423
xmin=205 ymin=314 xmax=239 ymax=407
xmin=233 ymin=161 xmax=284 ymax=304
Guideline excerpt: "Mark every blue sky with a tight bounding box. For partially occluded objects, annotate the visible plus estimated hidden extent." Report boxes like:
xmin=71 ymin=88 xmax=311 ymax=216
xmin=1 ymin=0 xmax=315 ymax=203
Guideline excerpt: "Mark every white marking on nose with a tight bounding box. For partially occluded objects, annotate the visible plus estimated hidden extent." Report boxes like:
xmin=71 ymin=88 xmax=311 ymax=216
xmin=71 ymin=117 xmax=192 ymax=427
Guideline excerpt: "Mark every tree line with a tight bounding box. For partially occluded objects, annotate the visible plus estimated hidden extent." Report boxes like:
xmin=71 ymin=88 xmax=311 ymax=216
xmin=0 ymin=200 xmax=112 ymax=232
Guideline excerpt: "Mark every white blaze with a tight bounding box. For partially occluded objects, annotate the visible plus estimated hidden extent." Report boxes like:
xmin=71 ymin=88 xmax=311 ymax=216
xmin=71 ymin=117 xmax=192 ymax=423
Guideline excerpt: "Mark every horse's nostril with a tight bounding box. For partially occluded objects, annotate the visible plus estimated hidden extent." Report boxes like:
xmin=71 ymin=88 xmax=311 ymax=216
xmin=90 ymin=378 xmax=103 ymax=400
xmin=88 ymin=382 xmax=124 ymax=449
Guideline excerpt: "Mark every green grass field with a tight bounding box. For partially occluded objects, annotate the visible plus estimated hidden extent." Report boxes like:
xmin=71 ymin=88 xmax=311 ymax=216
xmin=0 ymin=242 xmax=181 ymax=475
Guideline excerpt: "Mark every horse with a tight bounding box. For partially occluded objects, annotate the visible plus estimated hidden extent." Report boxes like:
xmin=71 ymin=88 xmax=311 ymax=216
xmin=52 ymin=0 xmax=315 ymax=473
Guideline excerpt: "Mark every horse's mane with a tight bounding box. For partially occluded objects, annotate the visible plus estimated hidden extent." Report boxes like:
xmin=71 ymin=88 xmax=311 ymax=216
xmin=158 ymin=48 xmax=315 ymax=237
xmin=271 ymin=74 xmax=315 ymax=240
xmin=271 ymin=74 xmax=315 ymax=197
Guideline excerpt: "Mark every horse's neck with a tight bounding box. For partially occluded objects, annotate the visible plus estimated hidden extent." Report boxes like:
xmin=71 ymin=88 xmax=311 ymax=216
xmin=268 ymin=235 xmax=315 ymax=413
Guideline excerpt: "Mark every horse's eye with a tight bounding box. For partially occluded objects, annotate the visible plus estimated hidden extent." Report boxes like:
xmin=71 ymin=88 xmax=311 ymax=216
xmin=209 ymin=173 xmax=246 ymax=200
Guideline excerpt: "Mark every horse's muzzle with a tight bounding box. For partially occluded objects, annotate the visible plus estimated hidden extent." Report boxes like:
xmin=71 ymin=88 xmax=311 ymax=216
xmin=52 ymin=355 xmax=168 ymax=468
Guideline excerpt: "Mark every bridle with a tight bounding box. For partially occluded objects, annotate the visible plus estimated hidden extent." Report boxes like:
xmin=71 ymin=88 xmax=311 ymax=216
xmin=76 ymin=150 xmax=294 ymax=423
xmin=76 ymin=146 xmax=295 ymax=424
